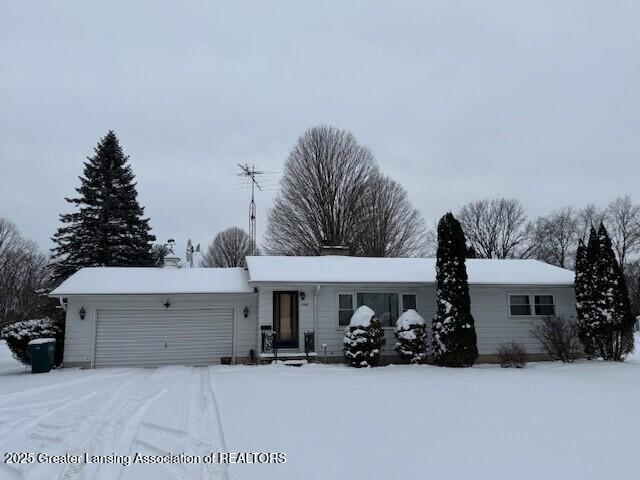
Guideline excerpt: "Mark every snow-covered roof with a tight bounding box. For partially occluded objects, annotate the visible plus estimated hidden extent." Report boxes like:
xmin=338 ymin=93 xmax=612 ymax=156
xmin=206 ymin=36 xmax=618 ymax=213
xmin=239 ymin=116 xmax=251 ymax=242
xmin=245 ymin=256 xmax=574 ymax=285
xmin=49 ymin=267 xmax=253 ymax=296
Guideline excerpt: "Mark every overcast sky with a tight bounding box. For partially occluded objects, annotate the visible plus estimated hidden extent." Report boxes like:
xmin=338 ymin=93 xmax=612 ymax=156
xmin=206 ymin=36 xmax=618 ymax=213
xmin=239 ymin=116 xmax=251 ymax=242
xmin=2 ymin=1 xmax=639 ymax=258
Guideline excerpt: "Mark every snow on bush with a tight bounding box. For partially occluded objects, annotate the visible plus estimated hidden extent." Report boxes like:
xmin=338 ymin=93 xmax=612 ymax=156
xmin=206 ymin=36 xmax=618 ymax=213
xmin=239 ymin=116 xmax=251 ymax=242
xmin=343 ymin=306 xmax=385 ymax=367
xmin=432 ymin=213 xmax=478 ymax=367
xmin=496 ymin=342 xmax=527 ymax=368
xmin=394 ymin=309 xmax=427 ymax=364
xmin=1 ymin=318 xmax=63 ymax=365
xmin=575 ymin=225 xmax=635 ymax=361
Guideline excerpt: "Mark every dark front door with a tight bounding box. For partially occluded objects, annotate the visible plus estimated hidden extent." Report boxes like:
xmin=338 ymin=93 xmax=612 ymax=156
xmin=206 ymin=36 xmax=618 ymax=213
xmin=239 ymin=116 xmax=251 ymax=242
xmin=273 ymin=291 xmax=298 ymax=348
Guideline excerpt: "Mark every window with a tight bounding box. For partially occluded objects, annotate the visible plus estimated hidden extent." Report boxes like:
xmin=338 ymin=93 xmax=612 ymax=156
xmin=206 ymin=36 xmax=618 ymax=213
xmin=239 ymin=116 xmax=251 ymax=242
xmin=357 ymin=292 xmax=399 ymax=327
xmin=402 ymin=294 xmax=417 ymax=312
xmin=338 ymin=293 xmax=354 ymax=326
xmin=509 ymin=295 xmax=531 ymax=316
xmin=534 ymin=295 xmax=555 ymax=316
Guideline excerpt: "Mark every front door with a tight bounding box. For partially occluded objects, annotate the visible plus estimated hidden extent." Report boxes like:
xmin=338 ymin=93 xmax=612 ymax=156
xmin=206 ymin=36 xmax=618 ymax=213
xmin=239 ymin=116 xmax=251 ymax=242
xmin=273 ymin=291 xmax=298 ymax=348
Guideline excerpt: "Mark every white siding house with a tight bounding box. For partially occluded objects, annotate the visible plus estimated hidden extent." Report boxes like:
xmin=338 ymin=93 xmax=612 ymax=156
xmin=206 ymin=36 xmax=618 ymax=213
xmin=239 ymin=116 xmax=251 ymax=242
xmin=50 ymin=256 xmax=576 ymax=368
xmin=245 ymin=256 xmax=576 ymax=362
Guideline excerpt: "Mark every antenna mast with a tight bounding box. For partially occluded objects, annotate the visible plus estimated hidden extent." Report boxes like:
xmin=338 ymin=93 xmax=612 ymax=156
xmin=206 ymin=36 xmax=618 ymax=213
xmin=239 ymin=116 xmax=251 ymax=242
xmin=237 ymin=163 xmax=265 ymax=255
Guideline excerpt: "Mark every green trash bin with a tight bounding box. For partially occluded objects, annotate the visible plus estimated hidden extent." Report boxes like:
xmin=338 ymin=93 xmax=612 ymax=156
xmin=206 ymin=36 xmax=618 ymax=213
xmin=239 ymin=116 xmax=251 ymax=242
xmin=27 ymin=338 xmax=56 ymax=373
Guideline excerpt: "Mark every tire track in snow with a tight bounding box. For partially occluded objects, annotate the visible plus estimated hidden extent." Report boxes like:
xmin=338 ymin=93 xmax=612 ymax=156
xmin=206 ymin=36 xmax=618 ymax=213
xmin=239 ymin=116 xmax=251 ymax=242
xmin=53 ymin=369 xmax=157 ymax=480
xmin=198 ymin=367 xmax=228 ymax=480
xmin=0 ymin=370 xmax=132 ymax=403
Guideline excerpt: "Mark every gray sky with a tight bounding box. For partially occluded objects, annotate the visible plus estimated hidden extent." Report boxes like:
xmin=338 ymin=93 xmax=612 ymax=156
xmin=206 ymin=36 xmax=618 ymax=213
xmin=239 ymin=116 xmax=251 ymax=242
xmin=2 ymin=1 xmax=639 ymax=258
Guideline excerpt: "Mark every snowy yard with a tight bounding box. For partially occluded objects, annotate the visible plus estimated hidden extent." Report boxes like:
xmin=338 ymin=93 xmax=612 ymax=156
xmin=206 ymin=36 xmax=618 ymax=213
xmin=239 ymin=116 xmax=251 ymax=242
xmin=1 ymin=339 xmax=639 ymax=480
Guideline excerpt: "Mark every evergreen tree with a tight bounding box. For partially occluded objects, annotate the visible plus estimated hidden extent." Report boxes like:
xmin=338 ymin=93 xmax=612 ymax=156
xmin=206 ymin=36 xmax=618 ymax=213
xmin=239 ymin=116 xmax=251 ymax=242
xmin=51 ymin=131 xmax=155 ymax=282
xmin=394 ymin=309 xmax=428 ymax=364
xmin=575 ymin=232 xmax=598 ymax=357
xmin=343 ymin=306 xmax=386 ymax=367
xmin=592 ymin=224 xmax=634 ymax=360
xmin=432 ymin=213 xmax=478 ymax=367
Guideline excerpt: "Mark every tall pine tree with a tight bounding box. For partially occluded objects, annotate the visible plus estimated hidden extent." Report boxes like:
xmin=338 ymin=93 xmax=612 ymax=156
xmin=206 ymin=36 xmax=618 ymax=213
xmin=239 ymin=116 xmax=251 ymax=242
xmin=575 ymin=224 xmax=634 ymax=360
xmin=575 ymin=229 xmax=599 ymax=357
xmin=432 ymin=213 xmax=478 ymax=367
xmin=593 ymin=224 xmax=634 ymax=359
xmin=51 ymin=131 xmax=155 ymax=282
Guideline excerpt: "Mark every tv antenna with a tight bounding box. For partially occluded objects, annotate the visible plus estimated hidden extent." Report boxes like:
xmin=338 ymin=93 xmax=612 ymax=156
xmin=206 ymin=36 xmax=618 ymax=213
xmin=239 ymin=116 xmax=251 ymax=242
xmin=237 ymin=163 xmax=268 ymax=255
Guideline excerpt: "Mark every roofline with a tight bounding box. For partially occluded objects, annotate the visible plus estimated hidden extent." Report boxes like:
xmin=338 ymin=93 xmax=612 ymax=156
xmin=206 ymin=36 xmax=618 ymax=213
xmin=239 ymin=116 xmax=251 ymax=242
xmin=48 ymin=291 xmax=256 ymax=298
xmin=247 ymin=280 xmax=574 ymax=287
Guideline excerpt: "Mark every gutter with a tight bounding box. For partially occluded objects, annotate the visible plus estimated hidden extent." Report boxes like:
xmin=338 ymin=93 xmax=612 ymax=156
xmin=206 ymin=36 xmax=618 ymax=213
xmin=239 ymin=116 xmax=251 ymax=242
xmin=313 ymin=284 xmax=320 ymax=352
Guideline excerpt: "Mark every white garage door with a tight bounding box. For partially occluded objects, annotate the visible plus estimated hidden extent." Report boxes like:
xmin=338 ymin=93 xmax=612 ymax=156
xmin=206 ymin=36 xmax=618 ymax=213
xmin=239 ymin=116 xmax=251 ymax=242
xmin=94 ymin=308 xmax=234 ymax=367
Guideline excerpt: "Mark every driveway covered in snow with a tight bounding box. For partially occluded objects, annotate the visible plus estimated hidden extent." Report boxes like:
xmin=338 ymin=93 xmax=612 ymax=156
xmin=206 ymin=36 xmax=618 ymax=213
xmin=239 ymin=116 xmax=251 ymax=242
xmin=1 ymin=340 xmax=639 ymax=480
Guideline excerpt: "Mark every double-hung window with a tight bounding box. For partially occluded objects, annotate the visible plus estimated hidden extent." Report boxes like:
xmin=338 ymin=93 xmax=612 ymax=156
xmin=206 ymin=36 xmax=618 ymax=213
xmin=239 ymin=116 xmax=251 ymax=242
xmin=401 ymin=293 xmax=417 ymax=312
xmin=509 ymin=295 xmax=531 ymax=316
xmin=338 ymin=293 xmax=355 ymax=326
xmin=534 ymin=295 xmax=555 ymax=316
xmin=509 ymin=294 xmax=556 ymax=316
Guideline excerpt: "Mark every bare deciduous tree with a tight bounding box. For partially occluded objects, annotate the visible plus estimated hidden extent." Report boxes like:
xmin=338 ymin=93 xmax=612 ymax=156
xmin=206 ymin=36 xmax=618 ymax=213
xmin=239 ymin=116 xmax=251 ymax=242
xmin=532 ymin=207 xmax=579 ymax=268
xmin=265 ymin=126 xmax=380 ymax=255
xmin=201 ymin=226 xmax=259 ymax=267
xmin=0 ymin=217 xmax=50 ymax=327
xmin=604 ymin=196 xmax=640 ymax=273
xmin=576 ymin=204 xmax=605 ymax=241
xmin=353 ymin=173 xmax=429 ymax=257
xmin=457 ymin=198 xmax=536 ymax=259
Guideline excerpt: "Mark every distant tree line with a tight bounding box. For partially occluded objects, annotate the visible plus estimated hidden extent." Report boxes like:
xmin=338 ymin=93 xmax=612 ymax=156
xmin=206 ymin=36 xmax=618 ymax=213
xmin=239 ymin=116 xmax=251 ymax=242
xmin=455 ymin=196 xmax=640 ymax=315
xmin=0 ymin=218 xmax=51 ymax=328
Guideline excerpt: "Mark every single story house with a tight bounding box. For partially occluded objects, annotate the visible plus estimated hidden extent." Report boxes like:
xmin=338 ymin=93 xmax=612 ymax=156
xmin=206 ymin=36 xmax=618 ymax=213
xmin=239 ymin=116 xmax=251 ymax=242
xmin=49 ymin=253 xmax=576 ymax=368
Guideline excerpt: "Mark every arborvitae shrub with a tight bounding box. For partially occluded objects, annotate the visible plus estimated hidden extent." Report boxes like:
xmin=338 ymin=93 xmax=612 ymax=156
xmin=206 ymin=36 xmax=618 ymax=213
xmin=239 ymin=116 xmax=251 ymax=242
xmin=394 ymin=309 xmax=427 ymax=364
xmin=575 ymin=224 xmax=635 ymax=361
xmin=432 ymin=213 xmax=478 ymax=367
xmin=343 ymin=306 xmax=386 ymax=367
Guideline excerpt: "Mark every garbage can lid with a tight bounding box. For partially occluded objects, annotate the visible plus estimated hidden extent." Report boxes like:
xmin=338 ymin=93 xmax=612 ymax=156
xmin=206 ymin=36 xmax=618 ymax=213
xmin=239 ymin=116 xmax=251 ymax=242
xmin=28 ymin=338 xmax=56 ymax=345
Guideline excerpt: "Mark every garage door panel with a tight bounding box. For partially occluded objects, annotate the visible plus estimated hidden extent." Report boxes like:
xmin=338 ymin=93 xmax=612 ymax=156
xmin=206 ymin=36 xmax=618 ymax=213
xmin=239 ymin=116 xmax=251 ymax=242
xmin=95 ymin=308 xmax=234 ymax=367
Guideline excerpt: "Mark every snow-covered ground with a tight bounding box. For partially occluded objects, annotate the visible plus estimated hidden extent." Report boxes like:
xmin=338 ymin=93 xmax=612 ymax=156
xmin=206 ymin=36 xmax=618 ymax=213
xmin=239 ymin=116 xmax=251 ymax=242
xmin=1 ymin=338 xmax=639 ymax=480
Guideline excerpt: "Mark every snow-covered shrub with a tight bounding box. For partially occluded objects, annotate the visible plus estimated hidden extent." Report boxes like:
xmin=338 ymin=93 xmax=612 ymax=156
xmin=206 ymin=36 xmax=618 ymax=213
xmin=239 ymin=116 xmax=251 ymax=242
xmin=343 ymin=306 xmax=386 ymax=367
xmin=432 ymin=213 xmax=478 ymax=367
xmin=496 ymin=342 xmax=527 ymax=368
xmin=1 ymin=318 xmax=63 ymax=366
xmin=531 ymin=316 xmax=581 ymax=363
xmin=394 ymin=309 xmax=427 ymax=364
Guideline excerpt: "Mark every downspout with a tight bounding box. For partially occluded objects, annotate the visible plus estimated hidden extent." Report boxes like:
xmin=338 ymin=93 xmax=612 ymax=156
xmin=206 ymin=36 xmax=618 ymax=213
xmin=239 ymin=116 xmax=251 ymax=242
xmin=313 ymin=285 xmax=320 ymax=352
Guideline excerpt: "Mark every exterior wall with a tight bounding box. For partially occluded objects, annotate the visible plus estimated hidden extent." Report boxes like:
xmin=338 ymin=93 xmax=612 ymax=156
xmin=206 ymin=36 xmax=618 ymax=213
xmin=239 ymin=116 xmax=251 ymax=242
xmin=314 ymin=284 xmax=434 ymax=358
xmin=61 ymin=281 xmax=576 ymax=368
xmin=471 ymin=285 xmax=576 ymax=355
xmin=255 ymin=283 xmax=434 ymax=358
xmin=62 ymin=293 xmax=257 ymax=368
xmin=254 ymin=282 xmax=576 ymax=360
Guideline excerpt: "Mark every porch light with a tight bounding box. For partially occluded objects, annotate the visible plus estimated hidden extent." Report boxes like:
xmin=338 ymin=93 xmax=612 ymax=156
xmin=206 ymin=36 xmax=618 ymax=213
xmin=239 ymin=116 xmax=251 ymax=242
xmin=244 ymin=306 xmax=249 ymax=318
xmin=78 ymin=306 xmax=86 ymax=320
xmin=164 ymin=300 xmax=171 ymax=309
xmin=299 ymin=291 xmax=306 ymax=301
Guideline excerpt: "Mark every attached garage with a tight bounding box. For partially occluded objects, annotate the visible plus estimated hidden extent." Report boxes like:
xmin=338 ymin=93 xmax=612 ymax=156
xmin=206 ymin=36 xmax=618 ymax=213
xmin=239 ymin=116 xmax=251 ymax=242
xmin=49 ymin=266 xmax=258 ymax=368
xmin=94 ymin=308 xmax=234 ymax=367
